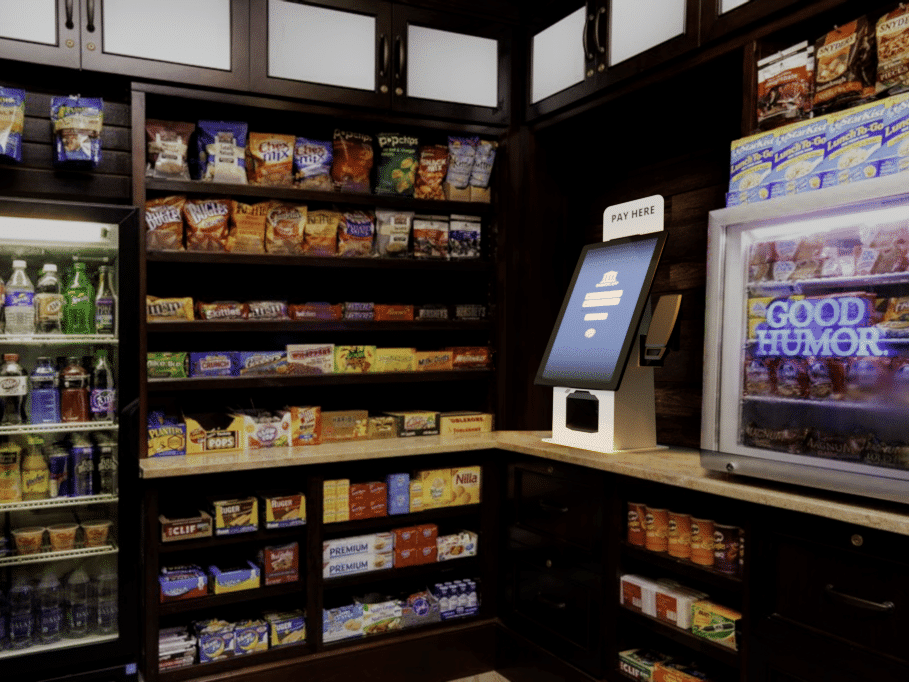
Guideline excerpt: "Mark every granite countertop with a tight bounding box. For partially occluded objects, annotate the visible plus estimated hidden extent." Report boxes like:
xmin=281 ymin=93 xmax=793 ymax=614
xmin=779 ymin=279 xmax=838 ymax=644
xmin=139 ymin=430 xmax=909 ymax=535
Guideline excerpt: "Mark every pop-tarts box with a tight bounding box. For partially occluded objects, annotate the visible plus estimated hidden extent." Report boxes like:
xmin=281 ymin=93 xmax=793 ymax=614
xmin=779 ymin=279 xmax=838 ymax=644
xmin=726 ymin=131 xmax=775 ymax=206
xmin=190 ymin=351 xmax=240 ymax=377
xmin=813 ymin=99 xmax=889 ymax=189
xmin=871 ymin=93 xmax=909 ymax=177
xmin=766 ymin=117 xmax=828 ymax=198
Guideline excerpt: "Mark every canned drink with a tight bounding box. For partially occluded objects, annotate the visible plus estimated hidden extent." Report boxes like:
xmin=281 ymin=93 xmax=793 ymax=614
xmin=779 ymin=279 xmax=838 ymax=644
xmin=70 ymin=441 xmax=95 ymax=497
xmin=47 ymin=450 xmax=69 ymax=498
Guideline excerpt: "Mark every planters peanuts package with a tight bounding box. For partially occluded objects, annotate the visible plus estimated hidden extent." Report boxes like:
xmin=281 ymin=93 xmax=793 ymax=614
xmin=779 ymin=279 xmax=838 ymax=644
xmin=0 ymin=87 xmax=25 ymax=162
xmin=51 ymin=95 xmax=103 ymax=168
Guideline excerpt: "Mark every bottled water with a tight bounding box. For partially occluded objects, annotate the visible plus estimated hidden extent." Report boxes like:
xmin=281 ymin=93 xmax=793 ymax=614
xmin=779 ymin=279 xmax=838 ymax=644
xmin=65 ymin=568 xmax=90 ymax=637
xmin=9 ymin=581 xmax=33 ymax=649
xmin=5 ymin=260 xmax=34 ymax=335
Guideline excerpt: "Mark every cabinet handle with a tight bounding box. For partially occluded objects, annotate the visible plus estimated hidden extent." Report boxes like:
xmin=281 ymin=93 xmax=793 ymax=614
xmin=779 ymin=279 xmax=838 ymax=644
xmin=538 ymin=500 xmax=568 ymax=514
xmin=593 ymin=5 xmax=606 ymax=54
xmin=535 ymin=593 xmax=567 ymax=610
xmin=582 ymin=12 xmax=592 ymax=61
xmin=395 ymin=35 xmax=406 ymax=86
xmin=86 ymin=0 xmax=96 ymax=32
xmin=64 ymin=0 xmax=74 ymax=29
xmin=379 ymin=34 xmax=389 ymax=78
xmin=824 ymin=584 xmax=895 ymax=614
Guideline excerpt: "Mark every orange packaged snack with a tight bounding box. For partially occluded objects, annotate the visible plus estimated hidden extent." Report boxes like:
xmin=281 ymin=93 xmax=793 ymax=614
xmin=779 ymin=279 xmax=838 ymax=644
xmin=246 ymin=132 xmax=294 ymax=186
xmin=183 ymin=198 xmax=230 ymax=251
xmin=145 ymin=195 xmax=186 ymax=251
xmin=265 ymin=203 xmax=307 ymax=254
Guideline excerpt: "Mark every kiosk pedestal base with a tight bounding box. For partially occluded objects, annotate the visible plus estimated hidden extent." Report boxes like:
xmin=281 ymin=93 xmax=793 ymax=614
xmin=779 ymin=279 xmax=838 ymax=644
xmin=544 ymin=364 xmax=666 ymax=454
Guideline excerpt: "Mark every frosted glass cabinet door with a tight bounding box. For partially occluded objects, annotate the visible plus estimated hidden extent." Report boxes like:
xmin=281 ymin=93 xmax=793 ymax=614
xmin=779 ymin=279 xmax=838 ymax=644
xmin=0 ymin=0 xmax=81 ymax=68
xmin=80 ymin=0 xmax=250 ymax=89
xmin=605 ymin=0 xmax=699 ymax=79
xmin=392 ymin=6 xmax=511 ymax=124
xmin=249 ymin=0 xmax=392 ymax=108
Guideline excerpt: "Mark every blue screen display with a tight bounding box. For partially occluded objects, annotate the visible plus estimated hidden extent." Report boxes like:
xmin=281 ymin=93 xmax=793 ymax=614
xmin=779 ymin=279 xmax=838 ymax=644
xmin=537 ymin=235 xmax=662 ymax=389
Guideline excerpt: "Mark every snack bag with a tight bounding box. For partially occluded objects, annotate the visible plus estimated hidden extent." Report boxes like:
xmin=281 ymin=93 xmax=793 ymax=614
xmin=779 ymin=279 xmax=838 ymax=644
xmin=145 ymin=195 xmax=186 ymax=251
xmin=265 ymin=203 xmax=307 ymax=254
xmin=469 ymin=140 xmax=497 ymax=188
xmin=198 ymin=120 xmax=248 ymax=183
xmin=877 ymin=5 xmax=909 ymax=95
xmin=414 ymin=145 xmax=448 ymax=200
xmin=375 ymin=133 xmax=418 ymax=196
xmin=246 ymin=132 xmax=294 ymax=186
xmin=146 ymin=120 xmax=194 ymax=179
xmin=338 ymin=211 xmax=375 ymax=257
xmin=228 ymin=200 xmax=270 ymax=253
xmin=331 ymin=130 xmax=373 ymax=193
xmin=0 ymin=87 xmax=25 ymax=162
xmin=304 ymin=210 xmax=341 ymax=256
xmin=184 ymin=198 xmax=230 ymax=251
xmin=445 ymin=136 xmax=478 ymax=188
xmin=375 ymin=209 xmax=413 ymax=257
xmin=813 ymin=18 xmax=877 ymax=113
xmin=51 ymin=95 xmax=103 ymax=168
xmin=413 ymin=215 xmax=449 ymax=259
xmin=293 ymin=137 xmax=333 ymax=190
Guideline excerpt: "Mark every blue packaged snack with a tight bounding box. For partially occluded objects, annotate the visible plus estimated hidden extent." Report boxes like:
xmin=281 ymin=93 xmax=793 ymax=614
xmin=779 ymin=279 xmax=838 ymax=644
xmin=198 ymin=120 xmax=248 ymax=184
xmin=51 ymin=96 xmax=103 ymax=168
xmin=293 ymin=137 xmax=333 ymax=190
xmin=445 ymin=136 xmax=478 ymax=189
xmin=189 ymin=352 xmax=240 ymax=377
xmin=468 ymin=140 xmax=497 ymax=188
xmin=0 ymin=87 xmax=25 ymax=162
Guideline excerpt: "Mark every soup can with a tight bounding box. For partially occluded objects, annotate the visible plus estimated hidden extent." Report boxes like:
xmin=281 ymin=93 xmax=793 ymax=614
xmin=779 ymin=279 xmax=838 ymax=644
xmin=627 ymin=501 xmax=647 ymax=546
xmin=714 ymin=524 xmax=741 ymax=574
xmin=690 ymin=517 xmax=715 ymax=566
xmin=644 ymin=506 xmax=669 ymax=552
xmin=667 ymin=511 xmax=692 ymax=559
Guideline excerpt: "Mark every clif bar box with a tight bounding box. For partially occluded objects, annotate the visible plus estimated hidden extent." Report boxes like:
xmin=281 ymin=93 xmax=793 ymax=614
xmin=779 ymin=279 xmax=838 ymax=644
xmin=160 ymin=510 xmax=213 ymax=543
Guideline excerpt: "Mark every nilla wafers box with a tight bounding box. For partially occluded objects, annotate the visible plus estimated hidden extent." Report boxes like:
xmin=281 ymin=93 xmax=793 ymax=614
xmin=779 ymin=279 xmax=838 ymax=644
xmin=415 ymin=466 xmax=481 ymax=509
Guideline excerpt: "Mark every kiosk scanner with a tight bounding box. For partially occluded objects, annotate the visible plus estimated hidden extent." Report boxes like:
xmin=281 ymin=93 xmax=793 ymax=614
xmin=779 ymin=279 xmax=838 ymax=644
xmin=534 ymin=196 xmax=680 ymax=454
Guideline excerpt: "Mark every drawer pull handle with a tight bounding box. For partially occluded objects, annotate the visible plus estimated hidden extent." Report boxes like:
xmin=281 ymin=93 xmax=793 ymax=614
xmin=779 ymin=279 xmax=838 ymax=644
xmin=824 ymin=584 xmax=895 ymax=614
xmin=535 ymin=593 xmax=567 ymax=610
xmin=538 ymin=500 xmax=568 ymax=514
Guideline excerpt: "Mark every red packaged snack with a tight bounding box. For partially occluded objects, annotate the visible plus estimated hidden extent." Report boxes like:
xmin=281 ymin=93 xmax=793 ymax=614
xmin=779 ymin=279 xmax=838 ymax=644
xmin=414 ymin=145 xmax=448 ymax=200
xmin=449 ymin=346 xmax=492 ymax=369
xmin=289 ymin=303 xmax=343 ymax=321
xmin=331 ymin=130 xmax=373 ymax=193
xmin=374 ymin=304 xmax=414 ymax=321
xmin=184 ymin=198 xmax=230 ymax=251
xmin=775 ymin=358 xmax=810 ymax=398
xmin=744 ymin=357 xmax=776 ymax=396
xmin=196 ymin=301 xmax=249 ymax=321
xmin=806 ymin=357 xmax=846 ymax=400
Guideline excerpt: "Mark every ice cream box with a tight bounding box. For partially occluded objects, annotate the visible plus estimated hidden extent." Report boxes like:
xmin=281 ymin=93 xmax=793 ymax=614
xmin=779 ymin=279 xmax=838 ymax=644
xmin=209 ymin=561 xmax=261 ymax=594
xmin=618 ymin=649 xmax=673 ymax=682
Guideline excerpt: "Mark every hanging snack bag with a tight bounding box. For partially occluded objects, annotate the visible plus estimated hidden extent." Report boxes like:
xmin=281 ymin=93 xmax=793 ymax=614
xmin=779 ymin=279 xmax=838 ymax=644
xmin=145 ymin=195 xmax=186 ymax=251
xmin=813 ymin=18 xmax=877 ymax=114
xmin=51 ymin=95 xmax=103 ymax=168
xmin=876 ymin=5 xmax=909 ymax=95
xmin=183 ymin=198 xmax=231 ymax=251
xmin=469 ymin=140 xmax=497 ymax=202
xmin=375 ymin=209 xmax=413 ymax=258
xmin=246 ymin=132 xmax=294 ymax=186
xmin=228 ymin=200 xmax=271 ymax=253
xmin=146 ymin=120 xmax=194 ymax=179
xmin=413 ymin=215 xmax=449 ymax=259
xmin=338 ymin=211 xmax=375 ymax=257
xmin=293 ymin=137 xmax=333 ymax=190
xmin=0 ymin=87 xmax=25 ymax=162
xmin=304 ymin=210 xmax=342 ymax=256
xmin=756 ymin=42 xmax=815 ymax=130
xmin=444 ymin=136 xmax=478 ymax=200
xmin=265 ymin=203 xmax=308 ymax=255
xmin=414 ymin=145 xmax=448 ymax=200
xmin=198 ymin=120 xmax=248 ymax=184
xmin=375 ymin=133 xmax=418 ymax=196
xmin=331 ymin=130 xmax=374 ymax=193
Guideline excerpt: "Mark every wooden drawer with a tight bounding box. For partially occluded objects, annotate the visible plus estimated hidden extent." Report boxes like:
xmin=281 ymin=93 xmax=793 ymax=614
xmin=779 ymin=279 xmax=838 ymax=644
xmin=770 ymin=530 xmax=909 ymax=661
xmin=511 ymin=462 xmax=604 ymax=551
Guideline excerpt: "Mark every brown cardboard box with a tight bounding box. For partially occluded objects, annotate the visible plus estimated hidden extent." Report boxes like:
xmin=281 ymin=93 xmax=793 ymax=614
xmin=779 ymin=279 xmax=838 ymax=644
xmin=259 ymin=542 xmax=299 ymax=586
xmin=394 ymin=527 xmax=417 ymax=550
xmin=322 ymin=410 xmax=368 ymax=442
xmin=394 ymin=546 xmax=417 ymax=567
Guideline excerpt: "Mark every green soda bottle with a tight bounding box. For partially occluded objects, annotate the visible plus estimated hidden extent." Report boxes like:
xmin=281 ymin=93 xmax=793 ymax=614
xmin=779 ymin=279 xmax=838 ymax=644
xmin=63 ymin=262 xmax=94 ymax=335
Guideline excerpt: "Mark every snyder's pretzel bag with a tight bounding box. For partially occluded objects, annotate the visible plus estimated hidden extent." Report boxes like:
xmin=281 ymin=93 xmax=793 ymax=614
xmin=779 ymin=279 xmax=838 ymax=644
xmin=228 ymin=200 xmax=270 ymax=253
xmin=266 ymin=203 xmax=307 ymax=254
xmin=51 ymin=96 xmax=103 ymax=168
xmin=293 ymin=137 xmax=333 ymax=190
xmin=246 ymin=132 xmax=294 ymax=186
xmin=184 ymin=198 xmax=230 ymax=251
xmin=375 ymin=132 xmax=418 ymax=196
xmin=414 ymin=145 xmax=448 ymax=200
xmin=0 ymin=87 xmax=25 ymax=162
xmin=198 ymin=120 xmax=248 ymax=183
xmin=338 ymin=211 xmax=375 ymax=257
xmin=146 ymin=120 xmax=194 ymax=179
xmin=813 ymin=18 xmax=877 ymax=113
xmin=331 ymin=130 xmax=373 ymax=193
xmin=145 ymin=195 xmax=186 ymax=251
xmin=877 ymin=6 xmax=909 ymax=94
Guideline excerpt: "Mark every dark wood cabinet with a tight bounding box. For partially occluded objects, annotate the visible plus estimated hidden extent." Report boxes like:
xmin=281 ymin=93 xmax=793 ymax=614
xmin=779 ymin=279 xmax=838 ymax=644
xmin=0 ymin=0 xmax=81 ymax=69
xmin=700 ymin=0 xmax=803 ymax=44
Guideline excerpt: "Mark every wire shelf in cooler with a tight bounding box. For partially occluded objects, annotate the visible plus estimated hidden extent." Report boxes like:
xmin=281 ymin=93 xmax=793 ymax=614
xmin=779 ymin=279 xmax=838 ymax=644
xmin=0 ymin=633 xmax=118 ymax=660
xmin=741 ymin=394 xmax=909 ymax=413
xmin=0 ymin=333 xmax=119 ymax=345
xmin=0 ymin=494 xmax=117 ymax=513
xmin=0 ymin=541 xmax=118 ymax=567
xmin=748 ymin=271 xmax=909 ymax=296
xmin=0 ymin=421 xmax=118 ymax=435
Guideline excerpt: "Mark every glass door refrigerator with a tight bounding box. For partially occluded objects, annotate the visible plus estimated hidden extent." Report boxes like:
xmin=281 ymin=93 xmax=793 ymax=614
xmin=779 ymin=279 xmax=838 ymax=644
xmin=701 ymin=174 xmax=909 ymax=504
xmin=0 ymin=198 xmax=138 ymax=682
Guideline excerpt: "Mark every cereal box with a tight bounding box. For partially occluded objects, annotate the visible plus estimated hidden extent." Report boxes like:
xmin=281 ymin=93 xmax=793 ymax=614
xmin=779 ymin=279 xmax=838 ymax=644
xmin=871 ymin=93 xmax=909 ymax=177
xmin=727 ymin=130 xmax=775 ymax=206
xmin=374 ymin=348 xmax=415 ymax=372
xmin=335 ymin=345 xmax=376 ymax=372
xmin=765 ymin=117 xmax=829 ymax=197
xmin=451 ymin=465 xmax=482 ymax=505
xmin=286 ymin=344 xmax=334 ymax=375
xmin=287 ymin=406 xmax=321 ymax=446
xmin=813 ymin=99 xmax=888 ymax=189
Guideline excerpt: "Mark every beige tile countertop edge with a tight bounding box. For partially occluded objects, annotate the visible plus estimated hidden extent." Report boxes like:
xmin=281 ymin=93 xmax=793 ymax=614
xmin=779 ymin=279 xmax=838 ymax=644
xmin=139 ymin=430 xmax=909 ymax=535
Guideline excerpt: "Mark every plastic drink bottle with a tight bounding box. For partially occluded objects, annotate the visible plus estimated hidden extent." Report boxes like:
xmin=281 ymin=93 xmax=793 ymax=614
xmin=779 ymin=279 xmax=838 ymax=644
xmin=8 ymin=581 xmax=33 ymax=649
xmin=90 ymin=350 xmax=116 ymax=422
xmin=0 ymin=353 xmax=27 ymax=425
xmin=21 ymin=435 xmax=49 ymax=501
xmin=29 ymin=356 xmax=60 ymax=424
xmin=60 ymin=357 xmax=90 ymax=422
xmin=94 ymin=265 xmax=116 ymax=335
xmin=35 ymin=264 xmax=64 ymax=334
xmin=4 ymin=260 xmax=35 ymax=335
xmin=96 ymin=573 xmax=118 ymax=635
xmin=63 ymin=261 xmax=94 ymax=335
xmin=65 ymin=568 xmax=90 ymax=637
xmin=0 ymin=272 xmax=6 ymax=333
xmin=36 ymin=573 xmax=62 ymax=644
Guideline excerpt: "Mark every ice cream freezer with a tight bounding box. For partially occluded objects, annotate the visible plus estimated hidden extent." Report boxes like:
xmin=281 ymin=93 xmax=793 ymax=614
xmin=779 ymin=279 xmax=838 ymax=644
xmin=701 ymin=173 xmax=909 ymax=504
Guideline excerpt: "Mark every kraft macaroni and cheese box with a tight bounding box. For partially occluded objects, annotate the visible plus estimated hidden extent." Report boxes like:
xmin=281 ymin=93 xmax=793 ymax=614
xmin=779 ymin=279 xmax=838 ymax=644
xmin=726 ymin=131 xmax=775 ymax=206
xmin=189 ymin=351 xmax=240 ymax=377
xmin=766 ymin=117 xmax=828 ymax=197
xmin=813 ymin=99 xmax=888 ymax=189
xmin=872 ymin=93 xmax=909 ymax=177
